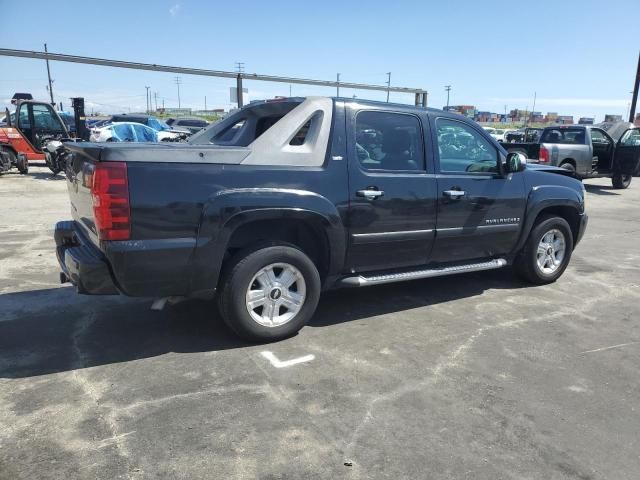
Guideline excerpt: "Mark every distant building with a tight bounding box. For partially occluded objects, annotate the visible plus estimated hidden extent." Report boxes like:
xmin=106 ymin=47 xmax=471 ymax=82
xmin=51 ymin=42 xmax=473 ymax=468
xmin=444 ymin=105 xmax=476 ymax=118
xmin=556 ymin=115 xmax=574 ymax=125
xmin=604 ymin=114 xmax=623 ymax=123
xmin=635 ymin=113 xmax=640 ymax=127
xmin=578 ymin=117 xmax=595 ymax=125
xmin=162 ymin=107 xmax=192 ymax=115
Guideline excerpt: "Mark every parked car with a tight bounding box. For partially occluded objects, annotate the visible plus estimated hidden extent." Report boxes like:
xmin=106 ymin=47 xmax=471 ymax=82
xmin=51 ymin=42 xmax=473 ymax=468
xmin=532 ymin=125 xmax=640 ymax=188
xmin=89 ymin=122 xmax=158 ymax=142
xmin=108 ymin=114 xmax=190 ymax=140
xmin=56 ymin=96 xmax=588 ymax=342
xmin=165 ymin=117 xmax=209 ymax=133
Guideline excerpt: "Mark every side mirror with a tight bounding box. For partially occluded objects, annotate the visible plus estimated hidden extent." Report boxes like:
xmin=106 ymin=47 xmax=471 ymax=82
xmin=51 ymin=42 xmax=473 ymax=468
xmin=506 ymin=152 xmax=527 ymax=173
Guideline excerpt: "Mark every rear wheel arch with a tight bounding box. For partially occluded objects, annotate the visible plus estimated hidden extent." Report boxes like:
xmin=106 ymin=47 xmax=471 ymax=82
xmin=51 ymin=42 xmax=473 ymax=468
xmin=223 ymin=216 xmax=331 ymax=282
xmin=559 ymin=158 xmax=576 ymax=169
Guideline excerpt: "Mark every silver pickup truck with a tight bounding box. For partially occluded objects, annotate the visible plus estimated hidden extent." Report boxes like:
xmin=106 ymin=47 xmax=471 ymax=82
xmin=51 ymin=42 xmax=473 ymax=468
xmin=536 ymin=125 xmax=640 ymax=189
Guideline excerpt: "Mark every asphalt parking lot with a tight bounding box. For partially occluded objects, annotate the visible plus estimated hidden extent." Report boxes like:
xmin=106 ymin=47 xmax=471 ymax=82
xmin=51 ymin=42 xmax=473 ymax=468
xmin=1 ymin=166 xmax=639 ymax=480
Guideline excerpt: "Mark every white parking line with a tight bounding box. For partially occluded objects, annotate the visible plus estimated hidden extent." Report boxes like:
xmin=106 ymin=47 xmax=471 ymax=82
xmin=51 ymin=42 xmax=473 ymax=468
xmin=261 ymin=351 xmax=315 ymax=368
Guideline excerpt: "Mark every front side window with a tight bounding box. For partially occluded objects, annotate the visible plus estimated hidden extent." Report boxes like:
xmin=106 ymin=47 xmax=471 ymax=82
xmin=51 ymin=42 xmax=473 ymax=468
xmin=619 ymin=128 xmax=640 ymax=147
xmin=436 ymin=118 xmax=497 ymax=173
xmin=18 ymin=104 xmax=30 ymax=128
xmin=32 ymin=104 xmax=65 ymax=132
xmin=355 ymin=111 xmax=424 ymax=171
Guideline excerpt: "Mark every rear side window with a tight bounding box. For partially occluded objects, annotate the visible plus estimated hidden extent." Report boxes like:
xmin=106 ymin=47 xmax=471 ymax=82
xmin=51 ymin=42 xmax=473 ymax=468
xmin=213 ymin=119 xmax=247 ymax=143
xmin=541 ymin=128 xmax=586 ymax=145
xmin=355 ymin=111 xmax=424 ymax=171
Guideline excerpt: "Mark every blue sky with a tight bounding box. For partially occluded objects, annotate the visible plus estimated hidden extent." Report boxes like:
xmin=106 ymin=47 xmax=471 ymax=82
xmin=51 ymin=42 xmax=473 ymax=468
xmin=1 ymin=0 xmax=638 ymax=121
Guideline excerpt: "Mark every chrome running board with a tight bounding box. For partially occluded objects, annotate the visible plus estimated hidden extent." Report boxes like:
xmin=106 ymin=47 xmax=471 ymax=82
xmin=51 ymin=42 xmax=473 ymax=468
xmin=339 ymin=258 xmax=507 ymax=287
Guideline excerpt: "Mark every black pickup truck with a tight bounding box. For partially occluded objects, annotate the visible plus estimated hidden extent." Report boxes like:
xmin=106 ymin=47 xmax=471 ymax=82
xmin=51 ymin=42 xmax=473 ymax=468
xmin=55 ymin=97 xmax=587 ymax=341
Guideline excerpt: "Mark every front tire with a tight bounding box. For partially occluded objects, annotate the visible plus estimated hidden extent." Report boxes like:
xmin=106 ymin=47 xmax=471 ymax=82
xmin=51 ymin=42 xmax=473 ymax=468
xmin=514 ymin=215 xmax=573 ymax=285
xmin=16 ymin=154 xmax=29 ymax=174
xmin=612 ymin=173 xmax=632 ymax=189
xmin=217 ymin=245 xmax=321 ymax=342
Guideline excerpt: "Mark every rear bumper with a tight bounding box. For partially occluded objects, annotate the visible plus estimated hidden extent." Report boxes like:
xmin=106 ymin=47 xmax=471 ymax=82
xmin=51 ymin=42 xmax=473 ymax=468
xmin=575 ymin=213 xmax=588 ymax=247
xmin=54 ymin=221 xmax=119 ymax=295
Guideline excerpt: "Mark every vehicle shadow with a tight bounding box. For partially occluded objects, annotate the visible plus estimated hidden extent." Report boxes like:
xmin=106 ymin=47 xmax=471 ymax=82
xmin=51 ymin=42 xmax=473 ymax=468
xmin=0 ymin=269 xmax=527 ymax=379
xmin=583 ymin=184 xmax=620 ymax=196
xmin=28 ymin=171 xmax=65 ymax=181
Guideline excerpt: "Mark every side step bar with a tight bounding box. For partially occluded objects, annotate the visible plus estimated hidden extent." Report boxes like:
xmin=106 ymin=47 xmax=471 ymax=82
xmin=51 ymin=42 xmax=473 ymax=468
xmin=338 ymin=258 xmax=507 ymax=287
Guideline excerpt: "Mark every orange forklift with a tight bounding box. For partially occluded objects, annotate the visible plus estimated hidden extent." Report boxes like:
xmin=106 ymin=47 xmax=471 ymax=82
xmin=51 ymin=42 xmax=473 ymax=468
xmin=0 ymin=94 xmax=86 ymax=175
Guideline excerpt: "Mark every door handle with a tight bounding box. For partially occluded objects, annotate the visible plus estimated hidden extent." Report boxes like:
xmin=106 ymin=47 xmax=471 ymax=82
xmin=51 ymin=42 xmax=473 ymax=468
xmin=443 ymin=189 xmax=465 ymax=199
xmin=357 ymin=189 xmax=384 ymax=200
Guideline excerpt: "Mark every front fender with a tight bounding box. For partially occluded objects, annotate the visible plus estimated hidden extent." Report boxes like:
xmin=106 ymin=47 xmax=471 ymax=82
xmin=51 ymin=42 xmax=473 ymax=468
xmin=512 ymin=185 xmax=584 ymax=254
xmin=189 ymin=188 xmax=345 ymax=292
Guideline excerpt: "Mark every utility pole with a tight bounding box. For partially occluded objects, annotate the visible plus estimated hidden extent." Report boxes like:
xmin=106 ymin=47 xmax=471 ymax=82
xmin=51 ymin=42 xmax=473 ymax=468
xmin=336 ymin=73 xmax=340 ymax=97
xmin=386 ymin=72 xmax=391 ymax=102
xmin=445 ymin=85 xmax=452 ymax=108
xmin=289 ymin=84 xmax=292 ymax=97
xmin=153 ymin=92 xmax=158 ymax=111
xmin=629 ymin=51 xmax=640 ymax=122
xmin=174 ymin=77 xmax=182 ymax=109
xmin=530 ymin=91 xmax=537 ymax=125
xmin=145 ymin=86 xmax=150 ymax=114
xmin=204 ymin=95 xmax=207 ymax=111
xmin=44 ymin=43 xmax=54 ymax=105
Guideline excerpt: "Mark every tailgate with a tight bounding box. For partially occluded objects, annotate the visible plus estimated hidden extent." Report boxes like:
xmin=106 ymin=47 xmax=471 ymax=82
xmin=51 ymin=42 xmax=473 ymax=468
xmin=64 ymin=144 xmax=104 ymax=247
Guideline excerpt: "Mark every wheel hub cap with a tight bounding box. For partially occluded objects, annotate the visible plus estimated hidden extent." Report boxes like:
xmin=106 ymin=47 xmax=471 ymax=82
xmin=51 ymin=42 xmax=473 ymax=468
xmin=536 ymin=229 xmax=566 ymax=275
xmin=245 ymin=263 xmax=306 ymax=327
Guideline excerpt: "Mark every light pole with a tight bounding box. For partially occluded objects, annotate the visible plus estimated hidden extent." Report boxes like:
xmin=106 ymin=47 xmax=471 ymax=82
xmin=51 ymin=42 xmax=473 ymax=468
xmin=145 ymin=86 xmax=150 ymax=114
xmin=386 ymin=72 xmax=391 ymax=102
xmin=174 ymin=77 xmax=182 ymax=110
xmin=44 ymin=43 xmax=55 ymax=105
xmin=445 ymin=85 xmax=451 ymax=108
xmin=336 ymin=73 xmax=340 ymax=97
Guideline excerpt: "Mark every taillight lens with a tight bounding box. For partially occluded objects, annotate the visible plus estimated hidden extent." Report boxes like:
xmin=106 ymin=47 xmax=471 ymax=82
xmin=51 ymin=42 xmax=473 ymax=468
xmin=92 ymin=162 xmax=130 ymax=241
xmin=539 ymin=146 xmax=549 ymax=163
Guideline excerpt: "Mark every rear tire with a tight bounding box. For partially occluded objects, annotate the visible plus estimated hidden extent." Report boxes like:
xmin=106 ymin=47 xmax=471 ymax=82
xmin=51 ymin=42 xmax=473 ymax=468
xmin=559 ymin=161 xmax=576 ymax=176
xmin=514 ymin=215 xmax=573 ymax=285
xmin=217 ymin=245 xmax=321 ymax=342
xmin=612 ymin=173 xmax=631 ymax=189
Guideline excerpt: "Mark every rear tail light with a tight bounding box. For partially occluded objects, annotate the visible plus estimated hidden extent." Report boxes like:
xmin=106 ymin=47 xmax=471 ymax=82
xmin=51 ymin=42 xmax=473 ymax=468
xmin=539 ymin=146 xmax=549 ymax=163
xmin=91 ymin=162 xmax=130 ymax=240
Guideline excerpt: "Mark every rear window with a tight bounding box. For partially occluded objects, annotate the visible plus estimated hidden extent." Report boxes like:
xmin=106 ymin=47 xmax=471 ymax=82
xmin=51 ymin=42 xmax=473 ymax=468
xmin=541 ymin=128 xmax=586 ymax=145
xmin=190 ymin=100 xmax=302 ymax=146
